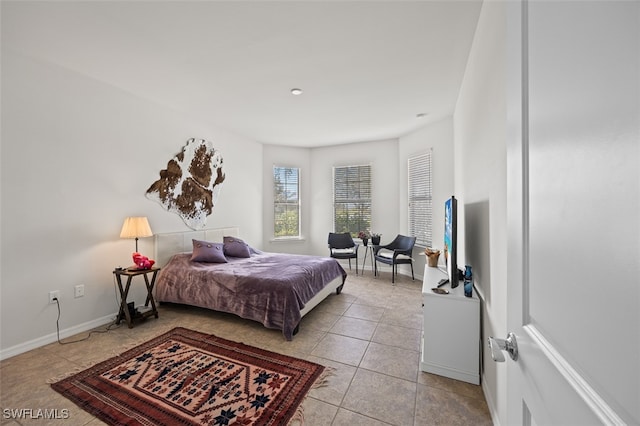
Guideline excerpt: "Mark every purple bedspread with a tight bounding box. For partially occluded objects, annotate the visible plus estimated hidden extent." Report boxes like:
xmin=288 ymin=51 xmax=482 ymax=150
xmin=155 ymin=252 xmax=347 ymax=340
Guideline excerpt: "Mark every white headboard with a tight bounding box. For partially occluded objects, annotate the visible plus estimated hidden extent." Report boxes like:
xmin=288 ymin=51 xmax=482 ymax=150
xmin=154 ymin=226 xmax=240 ymax=267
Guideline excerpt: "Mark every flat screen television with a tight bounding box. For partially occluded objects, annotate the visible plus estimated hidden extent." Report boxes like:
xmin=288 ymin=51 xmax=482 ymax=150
xmin=444 ymin=195 xmax=458 ymax=288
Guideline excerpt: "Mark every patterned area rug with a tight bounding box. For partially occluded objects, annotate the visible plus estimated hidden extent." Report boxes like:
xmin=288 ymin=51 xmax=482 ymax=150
xmin=51 ymin=327 xmax=326 ymax=425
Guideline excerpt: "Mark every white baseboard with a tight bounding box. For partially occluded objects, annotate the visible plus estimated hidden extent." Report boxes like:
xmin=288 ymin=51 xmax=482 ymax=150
xmin=0 ymin=313 xmax=116 ymax=361
xmin=482 ymin=372 xmax=501 ymax=426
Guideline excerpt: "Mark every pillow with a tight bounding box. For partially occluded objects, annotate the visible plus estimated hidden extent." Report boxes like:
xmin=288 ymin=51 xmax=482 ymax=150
xmin=223 ymin=236 xmax=251 ymax=258
xmin=191 ymin=239 xmax=227 ymax=263
xmin=332 ymin=248 xmax=356 ymax=254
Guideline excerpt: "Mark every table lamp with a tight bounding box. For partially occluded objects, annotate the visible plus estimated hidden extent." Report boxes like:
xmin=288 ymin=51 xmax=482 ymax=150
xmin=120 ymin=216 xmax=153 ymax=252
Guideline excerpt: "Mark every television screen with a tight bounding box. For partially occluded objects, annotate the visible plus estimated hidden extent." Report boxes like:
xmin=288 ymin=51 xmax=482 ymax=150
xmin=444 ymin=196 xmax=458 ymax=288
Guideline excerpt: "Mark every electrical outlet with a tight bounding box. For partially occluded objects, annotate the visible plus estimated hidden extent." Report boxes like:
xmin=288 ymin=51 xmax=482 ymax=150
xmin=49 ymin=290 xmax=60 ymax=304
xmin=74 ymin=285 xmax=85 ymax=298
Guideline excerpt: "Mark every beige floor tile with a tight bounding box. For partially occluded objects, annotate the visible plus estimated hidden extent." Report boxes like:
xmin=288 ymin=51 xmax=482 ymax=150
xmin=299 ymin=309 xmax=341 ymax=332
xmin=83 ymin=419 xmax=108 ymax=425
xmin=342 ymin=369 xmax=417 ymax=426
xmin=0 ymin=271 xmax=492 ymax=426
xmin=329 ymin=316 xmax=377 ymax=341
xmin=380 ymin=308 xmax=423 ymax=330
xmin=414 ymin=383 xmax=492 ymax=426
xmin=352 ymin=292 xmax=392 ymax=309
xmin=332 ymin=408 xmax=392 ymax=425
xmin=372 ymin=323 xmax=422 ymax=352
xmin=360 ymin=342 xmax=420 ymax=382
xmin=262 ymin=328 xmax=325 ymax=356
xmin=305 ymin=356 xmax=358 ymax=406
xmin=314 ymin=296 xmax=353 ymax=316
xmin=296 ymin=397 xmax=338 ymax=426
xmin=343 ymin=303 xmax=385 ymax=322
xmin=417 ymin=372 xmax=485 ymax=401
xmin=310 ymin=333 xmax=369 ymax=366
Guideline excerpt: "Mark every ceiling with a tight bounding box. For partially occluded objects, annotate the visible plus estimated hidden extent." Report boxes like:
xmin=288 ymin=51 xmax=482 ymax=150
xmin=2 ymin=1 xmax=483 ymax=147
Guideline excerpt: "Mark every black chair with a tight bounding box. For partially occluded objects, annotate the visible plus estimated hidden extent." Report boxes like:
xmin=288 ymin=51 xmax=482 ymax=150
xmin=328 ymin=232 xmax=359 ymax=274
xmin=374 ymin=234 xmax=416 ymax=284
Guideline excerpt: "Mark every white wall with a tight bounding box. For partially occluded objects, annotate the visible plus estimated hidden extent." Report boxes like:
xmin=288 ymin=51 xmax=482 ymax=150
xmin=453 ymin=1 xmax=508 ymax=424
xmin=263 ymin=126 xmax=457 ymax=280
xmin=0 ymin=50 xmax=263 ymax=357
xmin=0 ymin=46 xmax=456 ymax=357
xmin=0 ymin=11 xmax=459 ymax=361
xmin=309 ymin=139 xmax=399 ymax=265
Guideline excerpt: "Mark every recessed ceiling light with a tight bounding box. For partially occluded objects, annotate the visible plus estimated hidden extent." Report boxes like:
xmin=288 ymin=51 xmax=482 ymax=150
xmin=416 ymin=113 xmax=428 ymax=119
xmin=290 ymin=88 xmax=303 ymax=96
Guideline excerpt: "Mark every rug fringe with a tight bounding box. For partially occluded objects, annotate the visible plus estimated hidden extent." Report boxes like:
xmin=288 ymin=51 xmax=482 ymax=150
xmin=312 ymin=365 xmax=335 ymax=390
xmin=287 ymin=366 xmax=335 ymax=425
xmin=288 ymin=403 xmax=305 ymax=426
xmin=46 ymin=337 xmax=152 ymax=384
xmin=46 ymin=361 xmax=96 ymax=384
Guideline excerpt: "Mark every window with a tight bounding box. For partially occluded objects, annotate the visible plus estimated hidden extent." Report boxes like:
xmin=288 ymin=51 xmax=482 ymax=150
xmin=273 ymin=166 xmax=300 ymax=238
xmin=333 ymin=165 xmax=371 ymax=236
xmin=408 ymin=151 xmax=433 ymax=247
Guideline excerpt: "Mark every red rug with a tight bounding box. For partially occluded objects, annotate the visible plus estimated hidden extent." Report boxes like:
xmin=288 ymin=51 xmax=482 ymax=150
xmin=51 ymin=327 xmax=325 ymax=425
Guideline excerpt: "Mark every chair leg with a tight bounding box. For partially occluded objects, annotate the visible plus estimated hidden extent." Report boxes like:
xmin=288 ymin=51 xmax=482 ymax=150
xmin=392 ymin=264 xmax=395 ymax=284
xmin=356 ymin=257 xmax=359 ymax=275
xmin=410 ymin=262 xmax=415 ymax=280
xmin=348 ymin=259 xmax=352 ymax=270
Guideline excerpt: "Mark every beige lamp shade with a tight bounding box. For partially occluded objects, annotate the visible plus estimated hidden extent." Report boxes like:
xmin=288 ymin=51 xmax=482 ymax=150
xmin=120 ymin=217 xmax=153 ymax=252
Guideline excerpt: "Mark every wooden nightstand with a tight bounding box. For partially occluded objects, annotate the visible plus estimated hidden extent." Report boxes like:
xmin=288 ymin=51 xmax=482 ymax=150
xmin=113 ymin=267 xmax=160 ymax=328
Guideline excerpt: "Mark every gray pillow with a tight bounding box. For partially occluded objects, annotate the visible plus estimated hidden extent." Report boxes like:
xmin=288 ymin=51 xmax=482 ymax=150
xmin=223 ymin=236 xmax=251 ymax=258
xmin=191 ymin=239 xmax=227 ymax=263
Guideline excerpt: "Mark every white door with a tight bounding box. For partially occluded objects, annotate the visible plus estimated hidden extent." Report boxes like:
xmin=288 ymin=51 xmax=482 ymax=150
xmin=503 ymin=1 xmax=639 ymax=424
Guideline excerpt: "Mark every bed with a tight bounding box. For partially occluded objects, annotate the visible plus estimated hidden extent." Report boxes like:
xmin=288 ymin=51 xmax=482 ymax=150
xmin=153 ymin=227 xmax=347 ymax=340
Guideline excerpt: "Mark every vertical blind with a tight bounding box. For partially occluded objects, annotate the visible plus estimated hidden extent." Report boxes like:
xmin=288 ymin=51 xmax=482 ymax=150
xmin=333 ymin=165 xmax=371 ymax=235
xmin=273 ymin=166 xmax=300 ymax=238
xmin=408 ymin=151 xmax=433 ymax=247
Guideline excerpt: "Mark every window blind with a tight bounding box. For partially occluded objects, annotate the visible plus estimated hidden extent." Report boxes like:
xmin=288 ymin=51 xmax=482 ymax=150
xmin=273 ymin=166 xmax=300 ymax=238
xmin=333 ymin=165 xmax=371 ymax=236
xmin=408 ymin=151 xmax=433 ymax=247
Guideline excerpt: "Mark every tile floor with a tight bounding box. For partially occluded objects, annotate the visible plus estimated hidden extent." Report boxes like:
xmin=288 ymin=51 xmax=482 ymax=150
xmin=0 ymin=268 xmax=492 ymax=425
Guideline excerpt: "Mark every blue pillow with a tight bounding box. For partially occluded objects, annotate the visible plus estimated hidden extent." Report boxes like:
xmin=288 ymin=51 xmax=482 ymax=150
xmin=191 ymin=239 xmax=227 ymax=263
xmin=223 ymin=236 xmax=251 ymax=258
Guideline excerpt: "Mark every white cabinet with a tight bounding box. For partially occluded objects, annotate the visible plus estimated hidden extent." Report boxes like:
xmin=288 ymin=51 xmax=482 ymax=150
xmin=420 ymin=265 xmax=480 ymax=384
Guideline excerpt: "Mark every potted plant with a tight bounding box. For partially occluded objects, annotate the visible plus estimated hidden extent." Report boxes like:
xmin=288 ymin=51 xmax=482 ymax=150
xmin=357 ymin=231 xmax=370 ymax=246
xmin=370 ymin=233 xmax=382 ymax=245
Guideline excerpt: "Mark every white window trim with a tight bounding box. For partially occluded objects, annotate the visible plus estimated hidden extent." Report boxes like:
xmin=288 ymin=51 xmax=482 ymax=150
xmin=273 ymin=166 xmax=301 ymax=239
xmin=332 ymin=164 xmax=372 ymax=236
